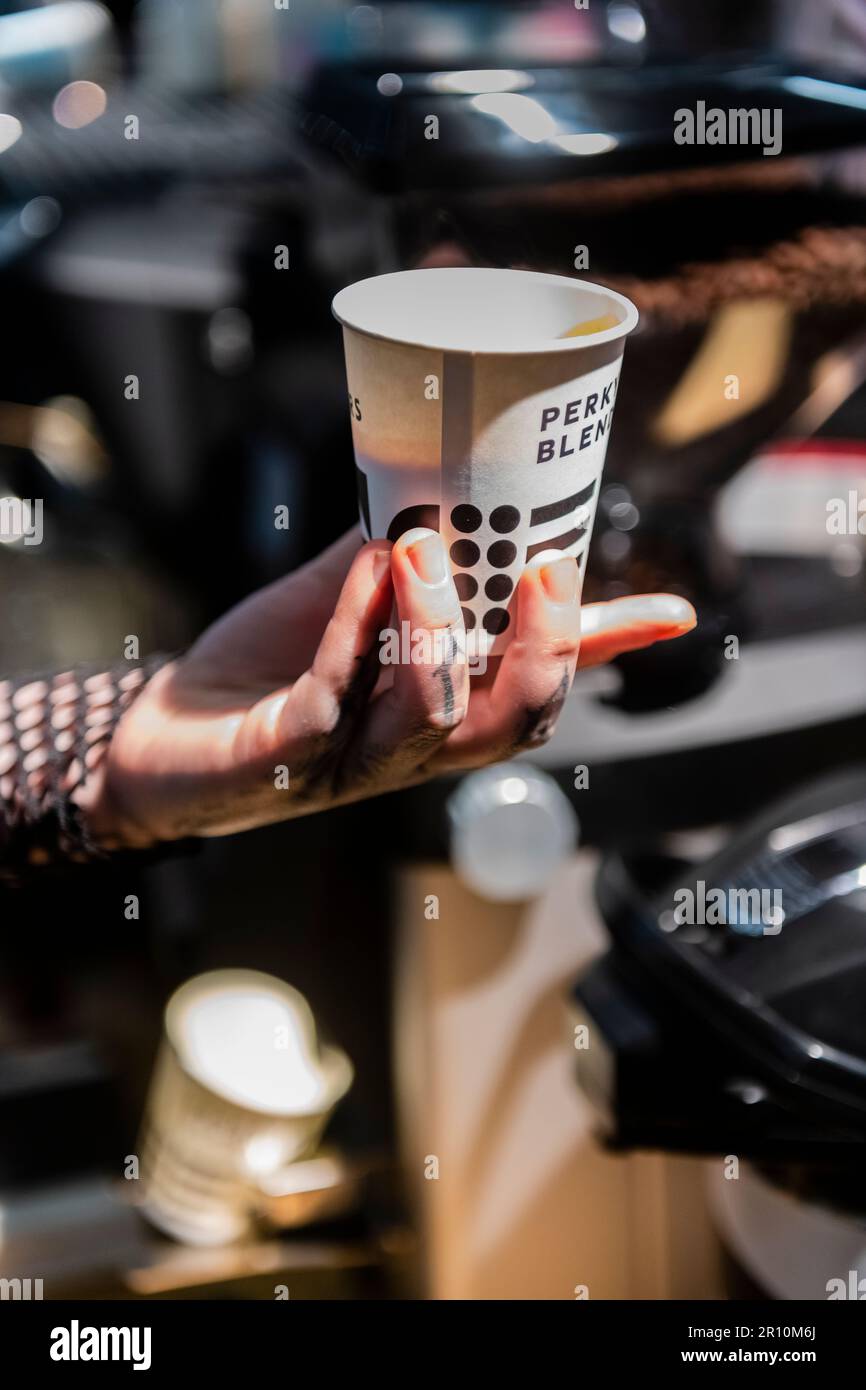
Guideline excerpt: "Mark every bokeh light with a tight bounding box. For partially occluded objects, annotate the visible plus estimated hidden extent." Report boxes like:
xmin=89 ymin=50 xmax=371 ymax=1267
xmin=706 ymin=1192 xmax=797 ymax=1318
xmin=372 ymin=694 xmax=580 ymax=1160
xmin=52 ymin=80 xmax=107 ymax=130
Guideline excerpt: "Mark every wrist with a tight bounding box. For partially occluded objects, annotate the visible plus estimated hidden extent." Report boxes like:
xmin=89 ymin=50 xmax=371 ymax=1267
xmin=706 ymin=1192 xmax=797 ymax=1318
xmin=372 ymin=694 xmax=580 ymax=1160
xmin=77 ymin=660 xmax=181 ymax=851
xmin=0 ymin=656 xmax=175 ymax=879
xmin=73 ymin=758 xmax=160 ymax=852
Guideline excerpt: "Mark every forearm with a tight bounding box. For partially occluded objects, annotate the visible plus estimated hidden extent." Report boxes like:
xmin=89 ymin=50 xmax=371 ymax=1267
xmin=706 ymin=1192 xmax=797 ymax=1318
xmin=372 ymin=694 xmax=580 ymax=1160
xmin=0 ymin=656 xmax=171 ymax=885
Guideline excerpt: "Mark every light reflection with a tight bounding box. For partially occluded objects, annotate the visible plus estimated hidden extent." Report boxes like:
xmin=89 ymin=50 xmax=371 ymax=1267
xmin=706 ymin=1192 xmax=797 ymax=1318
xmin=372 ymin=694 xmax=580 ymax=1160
xmin=376 ymin=72 xmax=403 ymax=97
xmin=243 ymin=1133 xmax=289 ymax=1178
xmin=831 ymin=542 xmax=863 ymax=579
xmin=32 ymin=397 xmax=108 ymax=487
xmin=470 ymin=92 xmax=616 ymax=157
xmin=431 ymin=69 xmax=532 ymax=95
xmin=0 ymin=1 xmax=109 ymax=61
xmin=609 ymin=501 xmax=640 ymax=531
xmin=783 ymin=76 xmax=866 ymax=112
xmin=52 ymin=80 xmax=106 ymax=129
xmin=608 ymin=3 xmax=647 ymax=45
xmin=600 ymin=530 xmax=632 ymax=565
xmin=551 ymin=132 xmax=618 ymax=156
xmin=501 ymin=776 xmax=529 ymax=805
xmin=259 ymin=1154 xmax=344 ymax=1197
xmin=471 ymin=92 xmax=557 ymax=144
xmin=0 ymin=115 xmax=23 ymax=155
xmin=20 ymin=196 xmax=61 ymax=238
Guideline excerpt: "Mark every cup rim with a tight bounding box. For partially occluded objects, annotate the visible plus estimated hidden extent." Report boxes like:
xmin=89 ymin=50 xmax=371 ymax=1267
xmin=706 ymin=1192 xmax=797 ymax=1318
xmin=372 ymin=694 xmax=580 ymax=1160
xmin=165 ymin=968 xmax=354 ymax=1119
xmin=332 ymin=267 xmax=639 ymax=356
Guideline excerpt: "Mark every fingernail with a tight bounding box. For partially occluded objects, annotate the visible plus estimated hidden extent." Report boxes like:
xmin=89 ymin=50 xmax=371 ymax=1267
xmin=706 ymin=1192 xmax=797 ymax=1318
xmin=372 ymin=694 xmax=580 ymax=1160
xmin=405 ymin=529 xmax=448 ymax=586
xmin=372 ymin=548 xmax=391 ymax=585
xmin=581 ymin=594 xmax=696 ymax=634
xmin=650 ymin=594 xmax=697 ymax=628
xmin=540 ymin=556 xmax=578 ymax=605
xmin=645 ymin=594 xmax=696 ymax=627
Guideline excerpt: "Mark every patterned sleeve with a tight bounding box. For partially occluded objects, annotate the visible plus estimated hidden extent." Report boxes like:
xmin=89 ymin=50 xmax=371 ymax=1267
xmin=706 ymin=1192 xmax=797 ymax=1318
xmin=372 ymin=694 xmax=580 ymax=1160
xmin=0 ymin=655 xmax=174 ymax=886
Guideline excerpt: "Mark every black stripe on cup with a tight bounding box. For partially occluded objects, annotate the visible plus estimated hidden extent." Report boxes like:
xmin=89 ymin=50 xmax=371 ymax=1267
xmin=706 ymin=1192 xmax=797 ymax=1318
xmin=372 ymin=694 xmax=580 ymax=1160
xmin=387 ymin=504 xmax=441 ymax=542
xmin=525 ymin=526 xmax=587 ymax=562
xmin=356 ymin=467 xmax=372 ymax=537
xmin=529 ymin=480 xmax=596 ymax=528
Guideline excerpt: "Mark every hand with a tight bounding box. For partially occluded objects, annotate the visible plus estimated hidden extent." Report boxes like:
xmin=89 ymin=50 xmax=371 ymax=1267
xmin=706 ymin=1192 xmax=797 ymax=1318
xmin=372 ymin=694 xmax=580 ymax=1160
xmin=84 ymin=527 xmax=696 ymax=846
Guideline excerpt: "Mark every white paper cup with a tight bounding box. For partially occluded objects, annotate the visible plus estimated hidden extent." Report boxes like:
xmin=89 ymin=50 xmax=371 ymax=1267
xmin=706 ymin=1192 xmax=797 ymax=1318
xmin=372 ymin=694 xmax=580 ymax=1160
xmin=137 ymin=970 xmax=353 ymax=1245
xmin=333 ymin=267 xmax=638 ymax=656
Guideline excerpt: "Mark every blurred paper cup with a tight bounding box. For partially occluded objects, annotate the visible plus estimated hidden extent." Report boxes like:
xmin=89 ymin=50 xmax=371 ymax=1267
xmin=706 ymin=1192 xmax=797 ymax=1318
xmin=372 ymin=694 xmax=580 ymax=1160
xmin=138 ymin=969 xmax=353 ymax=1246
xmin=333 ymin=267 xmax=638 ymax=656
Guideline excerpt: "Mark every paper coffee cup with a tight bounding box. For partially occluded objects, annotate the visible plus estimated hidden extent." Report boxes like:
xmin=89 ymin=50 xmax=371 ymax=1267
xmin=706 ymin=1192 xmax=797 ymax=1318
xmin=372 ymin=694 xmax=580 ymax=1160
xmin=137 ymin=970 xmax=353 ymax=1245
xmin=333 ymin=267 xmax=638 ymax=656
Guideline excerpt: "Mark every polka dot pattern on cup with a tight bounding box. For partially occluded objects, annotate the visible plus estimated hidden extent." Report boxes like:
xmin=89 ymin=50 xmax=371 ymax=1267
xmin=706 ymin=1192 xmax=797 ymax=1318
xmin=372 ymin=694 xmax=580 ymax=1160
xmin=444 ymin=486 xmax=595 ymax=638
xmin=447 ymin=503 xmax=524 ymax=635
xmin=450 ymin=538 xmax=480 ymax=568
xmin=450 ymin=504 xmax=482 ymax=534
xmin=487 ymin=539 xmax=517 ymax=568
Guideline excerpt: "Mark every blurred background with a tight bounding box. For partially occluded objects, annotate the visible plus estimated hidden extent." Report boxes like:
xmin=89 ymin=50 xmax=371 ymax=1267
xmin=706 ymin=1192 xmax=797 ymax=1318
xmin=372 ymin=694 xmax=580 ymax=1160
xmin=1 ymin=0 xmax=866 ymax=1301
